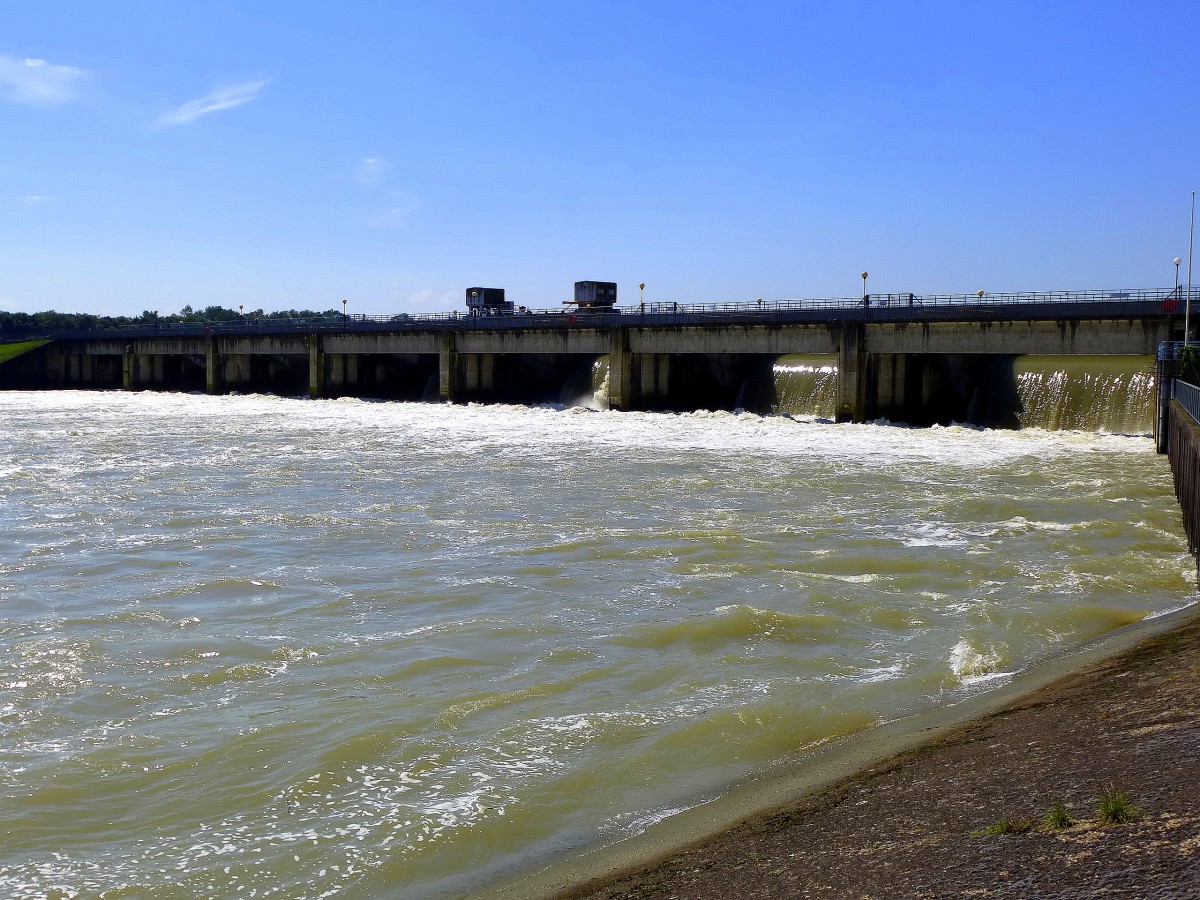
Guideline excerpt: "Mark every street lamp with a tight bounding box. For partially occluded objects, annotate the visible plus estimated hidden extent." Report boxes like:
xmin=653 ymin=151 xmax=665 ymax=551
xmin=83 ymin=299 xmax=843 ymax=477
xmin=1189 ymin=192 xmax=1196 ymax=345
xmin=861 ymin=271 xmax=868 ymax=299
xmin=1176 ymin=256 xmax=1183 ymax=303
xmin=639 ymin=282 xmax=645 ymax=304
xmin=239 ymin=304 xmax=244 ymax=320
xmin=342 ymin=297 xmax=348 ymax=322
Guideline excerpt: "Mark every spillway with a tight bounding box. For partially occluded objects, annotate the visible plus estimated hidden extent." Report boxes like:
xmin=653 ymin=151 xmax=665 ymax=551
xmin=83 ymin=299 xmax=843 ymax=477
xmin=1015 ymin=355 xmax=1155 ymax=434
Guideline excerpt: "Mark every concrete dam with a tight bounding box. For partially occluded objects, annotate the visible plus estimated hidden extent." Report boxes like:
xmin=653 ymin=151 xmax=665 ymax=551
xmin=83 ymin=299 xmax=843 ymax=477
xmin=0 ymin=289 xmax=1177 ymax=429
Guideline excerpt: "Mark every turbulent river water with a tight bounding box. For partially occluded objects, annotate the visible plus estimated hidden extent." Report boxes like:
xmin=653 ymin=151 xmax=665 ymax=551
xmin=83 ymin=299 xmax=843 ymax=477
xmin=0 ymin=387 xmax=1191 ymax=899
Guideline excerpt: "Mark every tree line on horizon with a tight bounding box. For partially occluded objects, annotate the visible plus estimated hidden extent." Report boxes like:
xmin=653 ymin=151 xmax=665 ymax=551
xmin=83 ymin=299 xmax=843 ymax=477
xmin=0 ymin=305 xmax=350 ymax=334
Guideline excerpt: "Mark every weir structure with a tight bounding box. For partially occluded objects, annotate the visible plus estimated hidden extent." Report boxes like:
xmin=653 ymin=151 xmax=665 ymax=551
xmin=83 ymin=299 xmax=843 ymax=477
xmin=0 ymin=289 xmax=1179 ymax=427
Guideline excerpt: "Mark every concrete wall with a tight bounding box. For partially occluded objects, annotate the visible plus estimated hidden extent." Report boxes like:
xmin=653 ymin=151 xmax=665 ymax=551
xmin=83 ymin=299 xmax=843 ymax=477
xmin=453 ymin=329 xmax=609 ymax=355
xmin=628 ymin=324 xmax=840 ymax=355
xmin=867 ymin=319 xmax=1169 ymax=355
xmin=320 ymin=332 xmax=444 ymax=355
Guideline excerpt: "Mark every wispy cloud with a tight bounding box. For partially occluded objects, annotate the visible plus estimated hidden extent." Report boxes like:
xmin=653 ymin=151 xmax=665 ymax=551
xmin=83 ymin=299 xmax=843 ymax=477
xmin=356 ymin=156 xmax=389 ymax=185
xmin=156 ymin=79 xmax=269 ymax=127
xmin=366 ymin=200 xmax=418 ymax=230
xmin=354 ymin=156 xmax=414 ymax=228
xmin=0 ymin=56 xmax=87 ymax=106
xmin=17 ymin=194 xmax=53 ymax=204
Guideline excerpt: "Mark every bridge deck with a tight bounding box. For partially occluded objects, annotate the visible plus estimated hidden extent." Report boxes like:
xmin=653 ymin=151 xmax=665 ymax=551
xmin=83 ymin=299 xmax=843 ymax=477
xmin=3 ymin=289 xmax=1180 ymax=341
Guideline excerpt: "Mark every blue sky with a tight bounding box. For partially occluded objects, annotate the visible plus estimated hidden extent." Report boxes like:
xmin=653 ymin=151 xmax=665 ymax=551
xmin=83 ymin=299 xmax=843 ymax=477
xmin=3 ymin=1 xmax=1199 ymax=316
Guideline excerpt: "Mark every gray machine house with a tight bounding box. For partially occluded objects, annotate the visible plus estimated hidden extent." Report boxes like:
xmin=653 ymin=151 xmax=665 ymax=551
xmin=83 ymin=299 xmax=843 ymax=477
xmin=465 ymin=287 xmax=513 ymax=315
xmin=570 ymin=281 xmax=617 ymax=310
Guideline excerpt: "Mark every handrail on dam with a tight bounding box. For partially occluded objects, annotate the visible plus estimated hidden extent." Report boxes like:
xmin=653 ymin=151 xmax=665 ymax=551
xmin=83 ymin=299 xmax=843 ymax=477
xmin=1164 ymin=373 xmax=1200 ymax=558
xmin=1174 ymin=380 xmax=1200 ymax=426
xmin=1158 ymin=342 xmax=1200 ymax=451
xmin=8 ymin=288 xmax=1179 ymax=341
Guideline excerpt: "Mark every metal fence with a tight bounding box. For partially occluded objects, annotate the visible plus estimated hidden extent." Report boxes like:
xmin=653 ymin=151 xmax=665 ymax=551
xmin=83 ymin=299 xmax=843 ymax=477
xmin=7 ymin=287 xmax=1181 ymax=341
xmin=1174 ymin=379 xmax=1200 ymax=426
xmin=1160 ymin=341 xmax=1190 ymax=362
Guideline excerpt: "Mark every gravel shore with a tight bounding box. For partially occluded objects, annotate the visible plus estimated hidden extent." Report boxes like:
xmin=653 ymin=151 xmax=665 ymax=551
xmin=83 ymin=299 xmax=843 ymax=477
xmin=534 ymin=607 xmax=1200 ymax=899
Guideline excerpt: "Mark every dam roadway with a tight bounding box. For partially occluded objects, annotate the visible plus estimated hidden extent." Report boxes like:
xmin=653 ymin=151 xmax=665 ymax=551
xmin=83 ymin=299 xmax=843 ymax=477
xmin=0 ymin=288 xmax=1180 ymax=425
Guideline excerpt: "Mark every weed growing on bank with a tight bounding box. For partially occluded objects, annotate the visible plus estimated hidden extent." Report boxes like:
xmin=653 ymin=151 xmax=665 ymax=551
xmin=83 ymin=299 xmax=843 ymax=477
xmin=976 ymin=818 xmax=1037 ymax=836
xmin=974 ymin=788 xmax=1141 ymax=837
xmin=1042 ymin=801 xmax=1073 ymax=829
xmin=1097 ymin=786 xmax=1139 ymax=825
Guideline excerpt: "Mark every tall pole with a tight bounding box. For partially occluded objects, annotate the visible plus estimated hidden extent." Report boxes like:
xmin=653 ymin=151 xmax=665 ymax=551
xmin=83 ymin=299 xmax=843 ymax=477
xmin=1189 ymin=192 xmax=1196 ymax=344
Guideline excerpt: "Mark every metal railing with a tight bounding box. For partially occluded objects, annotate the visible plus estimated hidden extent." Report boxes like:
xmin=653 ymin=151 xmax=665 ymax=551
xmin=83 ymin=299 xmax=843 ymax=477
xmin=6 ymin=287 xmax=1181 ymax=341
xmin=1174 ymin=378 xmax=1200 ymax=426
xmin=1159 ymin=341 xmax=1200 ymax=361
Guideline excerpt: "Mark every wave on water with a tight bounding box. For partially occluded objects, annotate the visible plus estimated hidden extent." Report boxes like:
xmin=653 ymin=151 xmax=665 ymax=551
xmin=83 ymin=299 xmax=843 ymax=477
xmin=612 ymin=605 xmax=843 ymax=650
xmin=949 ymin=639 xmax=1014 ymax=686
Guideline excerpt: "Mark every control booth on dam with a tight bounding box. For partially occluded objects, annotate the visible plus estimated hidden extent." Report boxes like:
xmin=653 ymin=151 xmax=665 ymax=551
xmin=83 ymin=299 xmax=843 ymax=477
xmin=0 ymin=288 xmax=1178 ymax=432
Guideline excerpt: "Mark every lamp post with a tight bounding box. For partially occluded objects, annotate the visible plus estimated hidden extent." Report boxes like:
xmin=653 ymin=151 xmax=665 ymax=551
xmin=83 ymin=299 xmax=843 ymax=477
xmin=639 ymin=282 xmax=645 ymax=304
xmin=1176 ymin=256 xmax=1183 ymax=303
xmin=861 ymin=271 xmax=868 ymax=299
xmin=1189 ymin=192 xmax=1196 ymax=345
xmin=342 ymin=297 xmax=348 ymax=322
xmin=239 ymin=304 xmax=243 ymax=321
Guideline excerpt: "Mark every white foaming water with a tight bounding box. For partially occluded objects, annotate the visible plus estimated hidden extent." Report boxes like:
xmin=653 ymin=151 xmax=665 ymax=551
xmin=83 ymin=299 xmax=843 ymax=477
xmin=948 ymin=639 xmax=1010 ymax=683
xmin=0 ymin=391 xmax=1191 ymax=899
